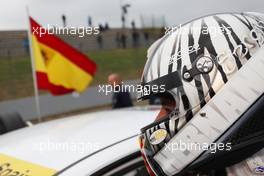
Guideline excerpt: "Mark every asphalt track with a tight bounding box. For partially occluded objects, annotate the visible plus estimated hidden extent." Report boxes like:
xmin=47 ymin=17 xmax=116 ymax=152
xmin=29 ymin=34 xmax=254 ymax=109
xmin=0 ymin=80 xmax=139 ymax=121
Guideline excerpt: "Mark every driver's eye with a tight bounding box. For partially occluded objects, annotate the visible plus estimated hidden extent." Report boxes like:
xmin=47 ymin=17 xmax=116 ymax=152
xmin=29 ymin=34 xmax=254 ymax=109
xmin=155 ymin=94 xmax=176 ymax=121
xmin=155 ymin=104 xmax=175 ymax=121
xmin=163 ymin=105 xmax=174 ymax=114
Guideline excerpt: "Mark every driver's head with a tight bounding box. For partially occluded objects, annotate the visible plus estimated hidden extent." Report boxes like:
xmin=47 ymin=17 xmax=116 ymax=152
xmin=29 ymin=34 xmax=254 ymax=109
xmin=138 ymin=12 xmax=264 ymax=176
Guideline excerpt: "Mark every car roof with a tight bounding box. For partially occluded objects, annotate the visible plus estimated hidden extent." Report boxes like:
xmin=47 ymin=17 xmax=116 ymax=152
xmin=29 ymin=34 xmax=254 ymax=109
xmin=0 ymin=106 xmax=158 ymax=172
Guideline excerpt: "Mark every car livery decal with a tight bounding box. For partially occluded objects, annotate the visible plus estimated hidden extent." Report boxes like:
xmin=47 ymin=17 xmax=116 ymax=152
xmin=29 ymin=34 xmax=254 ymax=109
xmin=0 ymin=153 xmax=56 ymax=176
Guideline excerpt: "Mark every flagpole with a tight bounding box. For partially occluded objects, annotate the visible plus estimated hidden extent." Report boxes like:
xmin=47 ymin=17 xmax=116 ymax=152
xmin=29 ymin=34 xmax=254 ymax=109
xmin=26 ymin=6 xmax=42 ymax=122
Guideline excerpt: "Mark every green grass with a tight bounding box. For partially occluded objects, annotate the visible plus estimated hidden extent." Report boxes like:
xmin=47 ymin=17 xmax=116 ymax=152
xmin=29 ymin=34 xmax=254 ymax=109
xmin=0 ymin=48 xmax=148 ymax=100
xmin=0 ymin=56 xmax=34 ymax=101
xmin=90 ymin=48 xmax=147 ymax=85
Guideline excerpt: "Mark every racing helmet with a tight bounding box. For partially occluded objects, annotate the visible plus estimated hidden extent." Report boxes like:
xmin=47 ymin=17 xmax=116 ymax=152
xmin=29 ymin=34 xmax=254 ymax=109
xmin=138 ymin=12 xmax=264 ymax=176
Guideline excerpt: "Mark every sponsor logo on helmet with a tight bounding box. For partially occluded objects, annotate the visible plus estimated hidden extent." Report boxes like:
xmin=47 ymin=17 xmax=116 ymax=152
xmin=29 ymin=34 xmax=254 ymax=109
xmin=182 ymin=54 xmax=217 ymax=82
xmin=149 ymin=129 xmax=167 ymax=145
xmin=196 ymin=56 xmax=214 ymax=73
xmin=255 ymin=166 xmax=264 ymax=174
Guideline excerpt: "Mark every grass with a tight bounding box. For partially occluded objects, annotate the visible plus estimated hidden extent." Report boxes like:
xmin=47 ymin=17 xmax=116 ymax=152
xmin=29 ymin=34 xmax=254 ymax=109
xmin=0 ymin=56 xmax=34 ymax=101
xmin=90 ymin=48 xmax=147 ymax=85
xmin=0 ymin=47 xmax=148 ymax=100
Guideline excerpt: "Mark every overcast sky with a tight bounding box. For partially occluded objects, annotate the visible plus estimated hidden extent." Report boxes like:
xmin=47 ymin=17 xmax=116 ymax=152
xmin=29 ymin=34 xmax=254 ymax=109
xmin=0 ymin=0 xmax=263 ymax=30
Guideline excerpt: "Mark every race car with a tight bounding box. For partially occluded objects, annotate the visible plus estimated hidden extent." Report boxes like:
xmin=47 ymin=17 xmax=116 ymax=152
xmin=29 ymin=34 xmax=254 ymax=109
xmin=0 ymin=106 xmax=159 ymax=176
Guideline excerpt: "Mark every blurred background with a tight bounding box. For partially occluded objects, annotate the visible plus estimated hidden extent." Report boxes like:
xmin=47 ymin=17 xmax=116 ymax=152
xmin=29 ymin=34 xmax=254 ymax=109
xmin=0 ymin=0 xmax=263 ymax=121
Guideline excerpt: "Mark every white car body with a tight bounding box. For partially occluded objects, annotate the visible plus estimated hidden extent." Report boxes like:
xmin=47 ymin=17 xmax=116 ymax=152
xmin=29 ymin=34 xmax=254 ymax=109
xmin=0 ymin=106 xmax=159 ymax=176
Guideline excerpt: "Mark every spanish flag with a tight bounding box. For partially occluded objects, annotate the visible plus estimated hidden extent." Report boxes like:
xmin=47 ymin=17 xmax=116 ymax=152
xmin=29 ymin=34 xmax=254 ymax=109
xmin=29 ymin=17 xmax=97 ymax=95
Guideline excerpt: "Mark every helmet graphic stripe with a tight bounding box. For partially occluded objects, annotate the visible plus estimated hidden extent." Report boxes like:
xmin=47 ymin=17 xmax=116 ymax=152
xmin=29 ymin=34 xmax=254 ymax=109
xmin=213 ymin=15 xmax=247 ymax=66
xmin=232 ymin=14 xmax=253 ymax=31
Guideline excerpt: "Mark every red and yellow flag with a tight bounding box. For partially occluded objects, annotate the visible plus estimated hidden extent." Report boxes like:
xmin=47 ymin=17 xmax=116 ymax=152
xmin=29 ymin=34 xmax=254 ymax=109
xmin=29 ymin=17 xmax=97 ymax=95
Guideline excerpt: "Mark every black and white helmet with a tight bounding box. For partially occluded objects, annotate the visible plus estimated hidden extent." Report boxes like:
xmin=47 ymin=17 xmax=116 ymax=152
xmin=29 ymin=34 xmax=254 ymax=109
xmin=138 ymin=12 xmax=264 ymax=176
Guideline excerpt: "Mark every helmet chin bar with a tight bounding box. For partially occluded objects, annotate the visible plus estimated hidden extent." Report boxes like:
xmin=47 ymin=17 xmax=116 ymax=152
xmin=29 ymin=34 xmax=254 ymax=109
xmin=141 ymin=46 xmax=264 ymax=176
xmin=189 ymin=92 xmax=264 ymax=173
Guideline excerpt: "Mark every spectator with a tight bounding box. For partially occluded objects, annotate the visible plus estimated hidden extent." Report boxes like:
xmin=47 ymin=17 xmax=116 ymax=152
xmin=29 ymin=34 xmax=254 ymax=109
xmin=97 ymin=34 xmax=103 ymax=49
xmin=62 ymin=14 xmax=67 ymax=27
xmin=131 ymin=20 xmax=136 ymax=30
xmin=115 ymin=32 xmax=121 ymax=48
xmin=23 ymin=37 xmax=29 ymax=55
xmin=108 ymin=73 xmax=133 ymax=109
xmin=132 ymin=31 xmax=140 ymax=48
xmin=98 ymin=23 xmax=104 ymax=32
xmin=105 ymin=22 xmax=109 ymax=30
xmin=88 ymin=16 xmax=92 ymax=26
xmin=143 ymin=32 xmax=149 ymax=45
xmin=120 ymin=33 xmax=127 ymax=48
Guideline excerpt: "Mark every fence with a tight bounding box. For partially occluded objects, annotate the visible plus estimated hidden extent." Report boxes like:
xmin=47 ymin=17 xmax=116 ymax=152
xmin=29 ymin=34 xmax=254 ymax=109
xmin=0 ymin=28 xmax=162 ymax=120
xmin=0 ymin=28 xmax=161 ymax=57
